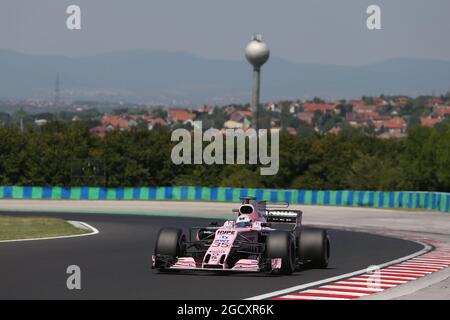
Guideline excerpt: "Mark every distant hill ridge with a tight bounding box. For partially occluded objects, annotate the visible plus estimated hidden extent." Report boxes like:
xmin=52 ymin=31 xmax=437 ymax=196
xmin=1 ymin=49 xmax=450 ymax=105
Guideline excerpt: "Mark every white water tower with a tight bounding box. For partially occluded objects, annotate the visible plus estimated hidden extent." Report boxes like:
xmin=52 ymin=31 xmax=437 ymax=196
xmin=245 ymin=34 xmax=270 ymax=131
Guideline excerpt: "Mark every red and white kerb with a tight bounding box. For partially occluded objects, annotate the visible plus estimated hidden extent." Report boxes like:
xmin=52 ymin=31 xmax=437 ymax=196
xmin=272 ymin=239 xmax=450 ymax=300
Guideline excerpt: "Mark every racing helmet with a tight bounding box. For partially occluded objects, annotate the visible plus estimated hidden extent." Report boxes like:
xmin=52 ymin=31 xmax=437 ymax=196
xmin=235 ymin=215 xmax=252 ymax=228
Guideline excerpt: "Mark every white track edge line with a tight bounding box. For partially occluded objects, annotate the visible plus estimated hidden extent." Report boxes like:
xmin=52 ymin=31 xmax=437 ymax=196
xmin=0 ymin=221 xmax=99 ymax=243
xmin=245 ymin=240 xmax=431 ymax=300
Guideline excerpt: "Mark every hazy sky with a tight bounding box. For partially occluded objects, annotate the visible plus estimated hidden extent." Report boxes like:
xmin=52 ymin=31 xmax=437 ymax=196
xmin=1 ymin=0 xmax=450 ymax=65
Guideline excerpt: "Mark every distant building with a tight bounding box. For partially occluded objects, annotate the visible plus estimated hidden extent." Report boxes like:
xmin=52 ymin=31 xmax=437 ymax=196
xmin=420 ymin=116 xmax=443 ymax=127
xmin=266 ymin=103 xmax=280 ymax=112
xmin=230 ymin=112 xmax=244 ymax=122
xmin=289 ymin=102 xmax=300 ymax=114
xmin=392 ymin=97 xmax=410 ymax=106
xmin=223 ymin=120 xmax=243 ymax=129
xmin=427 ymin=98 xmax=446 ymax=108
xmin=90 ymin=126 xmax=108 ymax=137
xmin=102 ymin=115 xmax=129 ymax=130
xmin=194 ymin=106 xmax=214 ymax=116
xmin=34 ymin=119 xmax=48 ymax=126
xmin=128 ymin=119 xmax=138 ymax=128
xmin=224 ymin=105 xmax=237 ymax=115
xmin=297 ymin=112 xmax=314 ymax=125
xmin=373 ymin=97 xmax=388 ymax=107
xmin=350 ymin=100 xmax=366 ymax=109
xmin=302 ymin=102 xmax=336 ymax=113
xmin=167 ymin=109 xmax=195 ymax=124
xmin=287 ymin=127 xmax=297 ymax=136
xmin=148 ymin=118 xmax=168 ymax=130
xmin=382 ymin=117 xmax=407 ymax=134
xmin=378 ymin=131 xmax=407 ymax=139
xmin=328 ymin=127 xmax=342 ymax=135
xmin=354 ymin=104 xmax=377 ymax=113
xmin=434 ymin=106 xmax=450 ymax=117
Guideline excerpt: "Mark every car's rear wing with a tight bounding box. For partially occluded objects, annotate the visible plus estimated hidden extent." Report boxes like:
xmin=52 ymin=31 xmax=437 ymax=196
xmin=264 ymin=209 xmax=302 ymax=225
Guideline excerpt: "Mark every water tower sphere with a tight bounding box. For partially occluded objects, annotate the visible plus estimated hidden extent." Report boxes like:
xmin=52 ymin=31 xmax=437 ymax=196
xmin=245 ymin=38 xmax=270 ymax=68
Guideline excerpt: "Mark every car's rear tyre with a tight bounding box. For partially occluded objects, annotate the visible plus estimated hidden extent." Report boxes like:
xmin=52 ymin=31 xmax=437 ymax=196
xmin=298 ymin=228 xmax=330 ymax=268
xmin=154 ymin=228 xmax=186 ymax=270
xmin=266 ymin=231 xmax=296 ymax=275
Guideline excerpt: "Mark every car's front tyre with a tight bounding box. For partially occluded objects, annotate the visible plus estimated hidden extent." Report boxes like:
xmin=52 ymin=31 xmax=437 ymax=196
xmin=266 ymin=231 xmax=296 ymax=275
xmin=154 ymin=228 xmax=186 ymax=270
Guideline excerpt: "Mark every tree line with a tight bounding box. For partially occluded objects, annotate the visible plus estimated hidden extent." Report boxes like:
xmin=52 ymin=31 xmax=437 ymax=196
xmin=0 ymin=122 xmax=450 ymax=191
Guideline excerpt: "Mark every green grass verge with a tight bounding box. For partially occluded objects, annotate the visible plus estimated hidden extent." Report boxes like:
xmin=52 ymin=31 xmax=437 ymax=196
xmin=0 ymin=216 xmax=89 ymax=241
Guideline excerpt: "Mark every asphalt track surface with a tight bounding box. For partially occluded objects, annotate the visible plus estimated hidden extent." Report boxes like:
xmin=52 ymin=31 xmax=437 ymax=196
xmin=0 ymin=211 xmax=423 ymax=300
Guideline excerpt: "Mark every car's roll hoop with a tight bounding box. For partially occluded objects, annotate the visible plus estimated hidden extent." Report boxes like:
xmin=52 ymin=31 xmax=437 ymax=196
xmin=240 ymin=196 xmax=256 ymax=204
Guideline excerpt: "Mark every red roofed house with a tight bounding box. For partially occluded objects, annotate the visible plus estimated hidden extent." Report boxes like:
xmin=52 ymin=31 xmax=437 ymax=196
xmin=346 ymin=111 xmax=383 ymax=127
xmin=354 ymin=104 xmax=376 ymax=113
xmin=420 ymin=116 xmax=443 ymax=127
xmin=90 ymin=125 xmax=108 ymax=137
xmin=266 ymin=103 xmax=283 ymax=112
xmin=287 ymin=127 xmax=297 ymax=136
xmin=102 ymin=115 xmax=118 ymax=126
xmin=194 ymin=106 xmax=213 ymax=116
xmin=224 ymin=105 xmax=237 ymax=115
xmin=394 ymin=97 xmax=410 ymax=106
xmin=373 ymin=97 xmax=388 ymax=107
xmin=383 ymin=117 xmax=407 ymax=134
xmin=378 ymin=131 xmax=406 ymax=139
xmin=351 ymin=100 xmax=366 ymax=109
xmin=434 ymin=106 xmax=450 ymax=117
xmin=102 ymin=115 xmax=129 ymax=130
xmin=427 ymin=98 xmax=445 ymax=108
xmin=372 ymin=115 xmax=393 ymax=131
xmin=302 ymin=103 xmax=336 ymax=113
xmin=148 ymin=117 xmax=168 ymax=130
xmin=297 ymin=112 xmax=314 ymax=125
xmin=167 ymin=109 xmax=195 ymax=125
xmin=238 ymin=110 xmax=253 ymax=118
xmin=328 ymin=127 xmax=342 ymax=135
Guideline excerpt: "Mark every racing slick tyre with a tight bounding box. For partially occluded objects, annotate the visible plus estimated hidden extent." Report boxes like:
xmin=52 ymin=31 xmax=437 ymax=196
xmin=154 ymin=228 xmax=186 ymax=270
xmin=266 ymin=231 xmax=296 ymax=275
xmin=298 ymin=228 xmax=330 ymax=269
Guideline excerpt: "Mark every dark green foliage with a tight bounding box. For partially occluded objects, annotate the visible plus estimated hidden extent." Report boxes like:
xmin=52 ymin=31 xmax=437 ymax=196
xmin=0 ymin=122 xmax=449 ymax=191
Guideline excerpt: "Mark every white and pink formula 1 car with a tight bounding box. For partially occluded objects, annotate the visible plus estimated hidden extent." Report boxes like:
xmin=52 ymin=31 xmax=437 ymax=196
xmin=152 ymin=196 xmax=330 ymax=274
